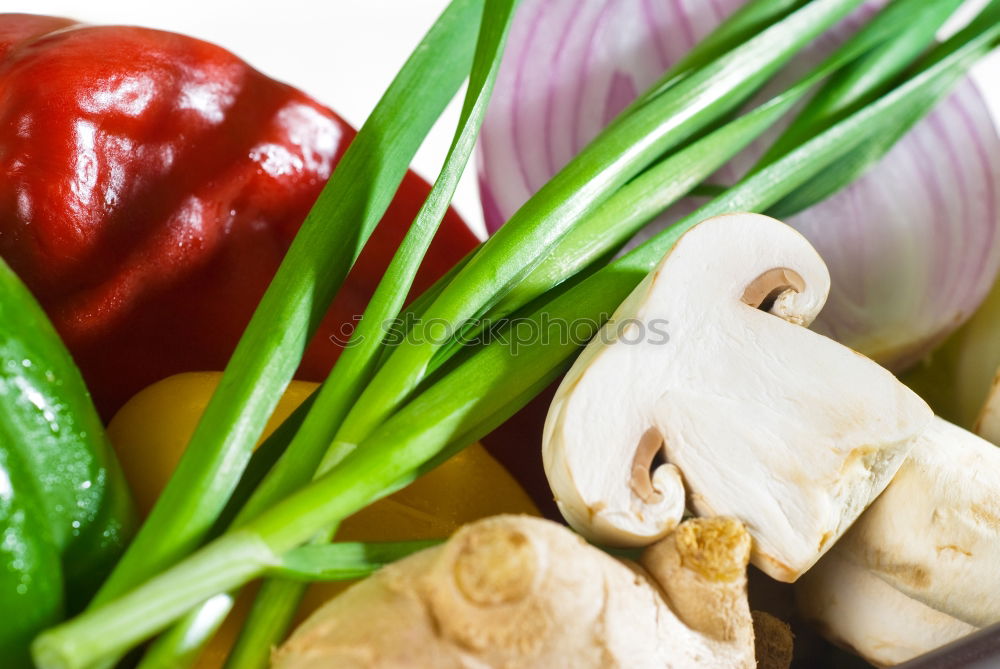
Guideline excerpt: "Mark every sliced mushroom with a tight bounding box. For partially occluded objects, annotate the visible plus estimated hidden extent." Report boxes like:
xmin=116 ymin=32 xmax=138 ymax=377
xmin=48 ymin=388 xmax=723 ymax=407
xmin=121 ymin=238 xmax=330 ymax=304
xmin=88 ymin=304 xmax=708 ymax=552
xmin=543 ymin=213 xmax=932 ymax=581
xmin=272 ymin=515 xmax=758 ymax=669
xmin=797 ymin=551 xmax=976 ymax=667
xmin=975 ymin=365 xmax=1000 ymax=444
xmin=815 ymin=417 xmax=1000 ymax=628
xmin=797 ymin=416 xmax=1000 ymax=665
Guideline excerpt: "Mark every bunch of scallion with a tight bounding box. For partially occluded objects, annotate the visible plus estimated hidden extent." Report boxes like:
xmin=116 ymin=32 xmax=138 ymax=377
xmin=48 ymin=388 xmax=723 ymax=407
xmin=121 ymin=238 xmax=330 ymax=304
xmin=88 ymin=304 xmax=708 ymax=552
xmin=31 ymin=0 xmax=1000 ymax=667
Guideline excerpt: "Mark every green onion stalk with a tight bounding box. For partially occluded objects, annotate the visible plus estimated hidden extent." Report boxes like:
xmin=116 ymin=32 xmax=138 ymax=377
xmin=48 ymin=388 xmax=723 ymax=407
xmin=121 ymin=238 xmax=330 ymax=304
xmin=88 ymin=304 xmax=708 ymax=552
xmin=89 ymin=0 xmax=487 ymax=610
xmin=134 ymin=1 xmax=518 ymax=667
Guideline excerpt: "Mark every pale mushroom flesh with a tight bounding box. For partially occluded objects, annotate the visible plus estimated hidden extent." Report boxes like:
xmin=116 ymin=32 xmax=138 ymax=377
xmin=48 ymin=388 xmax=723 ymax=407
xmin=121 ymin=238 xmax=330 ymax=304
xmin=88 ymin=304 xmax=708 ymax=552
xmin=826 ymin=416 xmax=1000 ymax=628
xmin=797 ymin=550 xmax=976 ymax=667
xmin=543 ymin=213 xmax=932 ymax=581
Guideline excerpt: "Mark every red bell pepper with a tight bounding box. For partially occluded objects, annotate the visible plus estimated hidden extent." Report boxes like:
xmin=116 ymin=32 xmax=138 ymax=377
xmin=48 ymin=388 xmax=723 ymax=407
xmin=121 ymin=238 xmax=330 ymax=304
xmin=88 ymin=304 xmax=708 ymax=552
xmin=0 ymin=14 xmax=478 ymax=417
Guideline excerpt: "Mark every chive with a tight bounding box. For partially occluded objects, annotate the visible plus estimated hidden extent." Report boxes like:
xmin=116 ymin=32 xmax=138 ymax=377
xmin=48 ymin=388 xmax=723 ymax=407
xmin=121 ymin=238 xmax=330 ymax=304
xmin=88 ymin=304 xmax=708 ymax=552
xmin=769 ymin=0 xmax=1000 ymax=216
xmin=221 ymin=2 xmax=519 ymax=666
xmin=112 ymin=10 xmax=872 ymax=640
xmin=269 ymin=540 xmax=442 ymax=582
xmin=135 ymin=0 xmax=509 ymax=665
xmin=753 ymin=0 xmax=968 ymax=169
xmin=91 ymin=0 xmax=485 ymax=609
xmin=625 ymin=0 xmax=806 ymax=109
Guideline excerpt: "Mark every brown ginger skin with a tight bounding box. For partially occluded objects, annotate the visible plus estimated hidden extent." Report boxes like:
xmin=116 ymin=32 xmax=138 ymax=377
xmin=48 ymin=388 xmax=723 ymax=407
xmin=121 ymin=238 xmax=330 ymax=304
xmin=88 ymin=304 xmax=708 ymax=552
xmin=272 ymin=515 xmax=760 ymax=668
xmin=641 ymin=516 xmax=753 ymax=644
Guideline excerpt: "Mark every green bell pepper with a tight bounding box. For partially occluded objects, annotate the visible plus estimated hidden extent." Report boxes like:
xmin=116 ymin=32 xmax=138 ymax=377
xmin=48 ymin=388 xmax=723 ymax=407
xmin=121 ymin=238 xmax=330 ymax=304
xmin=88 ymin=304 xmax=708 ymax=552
xmin=0 ymin=258 xmax=136 ymax=666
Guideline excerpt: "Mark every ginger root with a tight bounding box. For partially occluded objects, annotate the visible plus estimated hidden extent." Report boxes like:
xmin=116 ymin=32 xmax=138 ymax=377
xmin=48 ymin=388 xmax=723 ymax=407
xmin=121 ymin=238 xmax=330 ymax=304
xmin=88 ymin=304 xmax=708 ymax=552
xmin=272 ymin=515 xmax=766 ymax=668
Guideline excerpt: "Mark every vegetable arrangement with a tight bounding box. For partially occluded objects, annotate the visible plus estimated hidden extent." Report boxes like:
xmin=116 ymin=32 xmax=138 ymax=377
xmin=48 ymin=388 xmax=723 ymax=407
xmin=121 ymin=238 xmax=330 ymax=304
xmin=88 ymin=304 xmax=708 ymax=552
xmin=0 ymin=0 xmax=997 ymax=667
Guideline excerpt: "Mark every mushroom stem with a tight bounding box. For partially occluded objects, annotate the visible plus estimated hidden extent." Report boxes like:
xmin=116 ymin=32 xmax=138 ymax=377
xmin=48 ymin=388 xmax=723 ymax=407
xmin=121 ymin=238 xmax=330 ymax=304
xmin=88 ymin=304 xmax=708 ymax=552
xmin=797 ymin=551 xmax=976 ymax=667
xmin=832 ymin=417 xmax=1000 ymax=628
xmin=797 ymin=417 xmax=1000 ymax=665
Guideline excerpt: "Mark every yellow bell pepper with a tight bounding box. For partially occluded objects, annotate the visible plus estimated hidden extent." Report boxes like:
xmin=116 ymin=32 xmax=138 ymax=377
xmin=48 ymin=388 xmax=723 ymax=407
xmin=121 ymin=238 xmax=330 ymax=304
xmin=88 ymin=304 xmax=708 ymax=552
xmin=107 ymin=372 xmax=539 ymax=669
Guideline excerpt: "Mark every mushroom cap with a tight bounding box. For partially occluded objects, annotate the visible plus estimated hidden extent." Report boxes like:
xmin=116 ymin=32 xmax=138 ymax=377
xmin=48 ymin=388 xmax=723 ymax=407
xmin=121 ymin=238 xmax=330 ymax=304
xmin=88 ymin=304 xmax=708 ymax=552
xmin=797 ymin=550 xmax=976 ymax=667
xmin=544 ymin=213 xmax=932 ymax=581
xmin=834 ymin=416 xmax=1000 ymax=627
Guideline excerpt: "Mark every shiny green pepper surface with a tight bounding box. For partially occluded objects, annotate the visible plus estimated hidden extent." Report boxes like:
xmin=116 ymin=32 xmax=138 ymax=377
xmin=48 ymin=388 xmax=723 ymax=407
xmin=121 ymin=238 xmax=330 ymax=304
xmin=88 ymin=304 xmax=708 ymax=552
xmin=0 ymin=258 xmax=135 ymax=667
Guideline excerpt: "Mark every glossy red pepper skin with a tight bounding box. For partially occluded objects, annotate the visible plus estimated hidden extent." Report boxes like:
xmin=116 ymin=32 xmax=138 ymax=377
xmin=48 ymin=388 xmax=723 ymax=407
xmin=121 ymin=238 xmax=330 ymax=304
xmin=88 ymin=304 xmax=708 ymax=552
xmin=0 ymin=14 xmax=478 ymax=417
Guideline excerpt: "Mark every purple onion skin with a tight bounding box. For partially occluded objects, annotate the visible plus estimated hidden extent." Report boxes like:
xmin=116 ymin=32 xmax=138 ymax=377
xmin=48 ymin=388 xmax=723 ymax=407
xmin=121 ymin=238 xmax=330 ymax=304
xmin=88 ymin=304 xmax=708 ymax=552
xmin=478 ymin=0 xmax=1000 ymax=371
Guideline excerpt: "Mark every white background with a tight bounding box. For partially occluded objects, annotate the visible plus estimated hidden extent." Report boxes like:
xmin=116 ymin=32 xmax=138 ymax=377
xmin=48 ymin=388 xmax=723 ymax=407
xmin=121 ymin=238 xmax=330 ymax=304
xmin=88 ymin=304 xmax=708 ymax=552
xmin=8 ymin=0 xmax=1000 ymax=239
